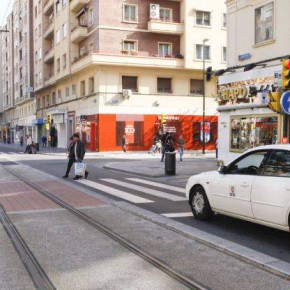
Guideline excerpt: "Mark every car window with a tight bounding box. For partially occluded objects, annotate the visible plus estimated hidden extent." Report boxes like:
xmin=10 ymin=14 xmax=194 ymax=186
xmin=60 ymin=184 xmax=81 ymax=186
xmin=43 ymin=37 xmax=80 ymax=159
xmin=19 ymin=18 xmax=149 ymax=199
xmin=261 ymin=150 xmax=290 ymax=177
xmin=227 ymin=151 xmax=269 ymax=175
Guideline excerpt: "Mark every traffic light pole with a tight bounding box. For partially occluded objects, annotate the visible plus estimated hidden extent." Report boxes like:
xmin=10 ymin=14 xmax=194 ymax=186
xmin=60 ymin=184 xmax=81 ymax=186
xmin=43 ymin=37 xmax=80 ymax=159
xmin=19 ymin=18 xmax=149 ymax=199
xmin=202 ymin=39 xmax=208 ymax=154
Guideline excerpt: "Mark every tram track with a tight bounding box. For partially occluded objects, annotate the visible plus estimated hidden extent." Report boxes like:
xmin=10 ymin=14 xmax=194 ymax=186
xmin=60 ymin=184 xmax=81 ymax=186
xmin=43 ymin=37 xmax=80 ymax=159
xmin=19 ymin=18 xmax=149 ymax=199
xmin=0 ymin=164 xmax=208 ymax=290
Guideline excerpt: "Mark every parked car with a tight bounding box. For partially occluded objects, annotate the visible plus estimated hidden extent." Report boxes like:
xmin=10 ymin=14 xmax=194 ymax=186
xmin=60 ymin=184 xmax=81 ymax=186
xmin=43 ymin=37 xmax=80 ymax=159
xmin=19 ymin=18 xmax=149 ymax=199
xmin=185 ymin=144 xmax=290 ymax=232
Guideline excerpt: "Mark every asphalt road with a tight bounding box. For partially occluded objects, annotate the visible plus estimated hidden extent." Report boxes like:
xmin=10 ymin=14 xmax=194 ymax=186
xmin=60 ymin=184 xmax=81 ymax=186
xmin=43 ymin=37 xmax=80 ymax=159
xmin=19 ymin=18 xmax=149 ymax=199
xmin=1 ymin=146 xmax=290 ymax=266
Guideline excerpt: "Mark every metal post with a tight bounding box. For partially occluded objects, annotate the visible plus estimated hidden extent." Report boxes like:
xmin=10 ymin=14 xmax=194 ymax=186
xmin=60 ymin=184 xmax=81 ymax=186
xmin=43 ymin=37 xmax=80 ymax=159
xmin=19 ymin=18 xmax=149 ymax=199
xmin=202 ymin=39 xmax=209 ymax=154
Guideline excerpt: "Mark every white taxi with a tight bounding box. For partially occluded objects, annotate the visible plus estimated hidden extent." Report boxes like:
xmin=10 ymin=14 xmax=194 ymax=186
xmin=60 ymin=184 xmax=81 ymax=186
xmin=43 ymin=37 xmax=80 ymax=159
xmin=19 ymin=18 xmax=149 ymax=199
xmin=185 ymin=145 xmax=290 ymax=231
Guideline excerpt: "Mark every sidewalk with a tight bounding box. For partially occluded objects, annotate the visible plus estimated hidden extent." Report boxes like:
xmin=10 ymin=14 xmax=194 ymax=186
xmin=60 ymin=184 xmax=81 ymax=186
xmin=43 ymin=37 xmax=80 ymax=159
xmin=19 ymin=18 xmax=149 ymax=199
xmin=0 ymin=162 xmax=289 ymax=289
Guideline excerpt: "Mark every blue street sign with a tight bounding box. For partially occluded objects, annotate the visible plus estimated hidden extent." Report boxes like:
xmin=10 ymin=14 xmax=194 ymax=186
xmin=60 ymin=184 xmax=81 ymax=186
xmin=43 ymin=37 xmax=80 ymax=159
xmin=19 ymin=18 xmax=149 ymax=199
xmin=280 ymin=91 xmax=290 ymax=115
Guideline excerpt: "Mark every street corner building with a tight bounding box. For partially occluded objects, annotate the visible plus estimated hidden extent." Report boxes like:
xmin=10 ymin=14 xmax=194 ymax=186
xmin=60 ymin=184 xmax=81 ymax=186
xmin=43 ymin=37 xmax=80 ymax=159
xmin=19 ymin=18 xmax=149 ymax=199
xmin=217 ymin=0 xmax=290 ymax=164
xmin=1 ymin=0 xmax=227 ymax=151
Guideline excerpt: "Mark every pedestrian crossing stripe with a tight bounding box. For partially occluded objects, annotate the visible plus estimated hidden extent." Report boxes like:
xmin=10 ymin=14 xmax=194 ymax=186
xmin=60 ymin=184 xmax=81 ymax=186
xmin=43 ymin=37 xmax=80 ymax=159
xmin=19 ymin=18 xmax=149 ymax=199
xmin=77 ymin=179 xmax=154 ymax=204
xmin=161 ymin=212 xmax=193 ymax=218
xmin=127 ymin=178 xmax=185 ymax=193
xmin=101 ymin=179 xmax=186 ymax=202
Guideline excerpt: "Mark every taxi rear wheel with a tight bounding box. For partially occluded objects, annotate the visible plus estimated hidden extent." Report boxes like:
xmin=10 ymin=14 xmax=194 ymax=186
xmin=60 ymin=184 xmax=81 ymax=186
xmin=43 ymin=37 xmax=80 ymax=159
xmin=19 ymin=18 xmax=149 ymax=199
xmin=190 ymin=186 xmax=213 ymax=220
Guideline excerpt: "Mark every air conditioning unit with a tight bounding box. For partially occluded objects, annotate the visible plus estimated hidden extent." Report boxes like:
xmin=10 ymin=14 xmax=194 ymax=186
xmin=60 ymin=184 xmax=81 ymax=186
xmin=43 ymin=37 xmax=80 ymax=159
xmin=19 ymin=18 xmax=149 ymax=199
xmin=122 ymin=89 xmax=132 ymax=100
xmin=150 ymin=4 xmax=160 ymax=19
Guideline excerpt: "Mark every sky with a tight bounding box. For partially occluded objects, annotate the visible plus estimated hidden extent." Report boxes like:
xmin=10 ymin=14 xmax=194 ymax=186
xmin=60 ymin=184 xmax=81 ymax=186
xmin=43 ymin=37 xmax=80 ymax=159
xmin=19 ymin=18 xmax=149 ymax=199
xmin=0 ymin=0 xmax=13 ymax=27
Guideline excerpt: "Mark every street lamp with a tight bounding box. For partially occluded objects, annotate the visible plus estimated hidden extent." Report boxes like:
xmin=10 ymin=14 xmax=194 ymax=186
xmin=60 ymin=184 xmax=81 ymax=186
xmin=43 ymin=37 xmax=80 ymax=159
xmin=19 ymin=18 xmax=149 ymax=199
xmin=202 ymin=38 xmax=209 ymax=154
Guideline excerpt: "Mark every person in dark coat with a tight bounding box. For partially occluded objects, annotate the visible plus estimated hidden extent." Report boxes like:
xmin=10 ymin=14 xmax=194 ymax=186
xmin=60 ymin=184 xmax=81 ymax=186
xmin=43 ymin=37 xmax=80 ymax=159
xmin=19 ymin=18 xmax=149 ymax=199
xmin=72 ymin=133 xmax=89 ymax=180
xmin=160 ymin=132 xmax=169 ymax=162
xmin=122 ymin=134 xmax=127 ymax=153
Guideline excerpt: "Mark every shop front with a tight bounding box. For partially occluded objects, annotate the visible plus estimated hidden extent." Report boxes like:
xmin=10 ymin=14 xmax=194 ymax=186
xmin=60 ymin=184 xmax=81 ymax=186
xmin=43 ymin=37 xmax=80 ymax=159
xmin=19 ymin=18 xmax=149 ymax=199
xmin=217 ymin=66 xmax=282 ymax=164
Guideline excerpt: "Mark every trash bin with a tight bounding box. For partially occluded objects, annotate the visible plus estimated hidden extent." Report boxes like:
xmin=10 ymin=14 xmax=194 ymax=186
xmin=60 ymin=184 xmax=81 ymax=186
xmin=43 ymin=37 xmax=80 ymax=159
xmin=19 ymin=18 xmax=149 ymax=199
xmin=35 ymin=143 xmax=40 ymax=152
xmin=165 ymin=152 xmax=176 ymax=175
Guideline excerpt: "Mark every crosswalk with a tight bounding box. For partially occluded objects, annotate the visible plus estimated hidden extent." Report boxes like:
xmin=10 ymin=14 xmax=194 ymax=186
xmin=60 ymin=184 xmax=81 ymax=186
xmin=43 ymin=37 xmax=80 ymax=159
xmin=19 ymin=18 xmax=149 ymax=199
xmin=77 ymin=177 xmax=186 ymax=204
xmin=0 ymin=152 xmax=24 ymax=155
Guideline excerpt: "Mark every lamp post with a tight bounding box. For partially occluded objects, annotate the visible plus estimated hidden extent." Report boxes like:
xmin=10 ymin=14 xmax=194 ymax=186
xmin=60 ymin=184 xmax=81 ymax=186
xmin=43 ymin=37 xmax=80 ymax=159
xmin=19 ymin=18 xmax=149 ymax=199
xmin=202 ymin=38 xmax=209 ymax=154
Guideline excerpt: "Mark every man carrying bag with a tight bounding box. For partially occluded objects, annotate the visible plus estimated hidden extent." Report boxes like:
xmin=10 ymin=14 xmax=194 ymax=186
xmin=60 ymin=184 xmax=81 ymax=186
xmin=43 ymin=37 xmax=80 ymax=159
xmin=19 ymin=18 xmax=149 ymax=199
xmin=72 ymin=133 xmax=89 ymax=180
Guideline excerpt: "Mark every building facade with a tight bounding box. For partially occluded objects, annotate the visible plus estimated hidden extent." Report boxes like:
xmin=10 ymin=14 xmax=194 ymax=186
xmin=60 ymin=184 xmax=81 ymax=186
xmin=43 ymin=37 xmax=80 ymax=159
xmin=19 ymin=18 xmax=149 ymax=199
xmin=218 ymin=0 xmax=289 ymax=164
xmin=32 ymin=0 xmax=227 ymax=151
xmin=1 ymin=0 xmax=36 ymax=144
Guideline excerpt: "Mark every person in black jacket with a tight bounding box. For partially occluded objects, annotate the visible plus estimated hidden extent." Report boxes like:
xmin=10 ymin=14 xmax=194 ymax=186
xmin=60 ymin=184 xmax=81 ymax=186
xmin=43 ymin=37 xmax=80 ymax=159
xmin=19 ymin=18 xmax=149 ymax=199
xmin=72 ymin=133 xmax=89 ymax=180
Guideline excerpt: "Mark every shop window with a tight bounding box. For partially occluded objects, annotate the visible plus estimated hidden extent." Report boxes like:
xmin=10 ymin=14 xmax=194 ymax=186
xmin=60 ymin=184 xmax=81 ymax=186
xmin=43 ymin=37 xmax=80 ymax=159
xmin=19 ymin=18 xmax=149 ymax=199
xmin=157 ymin=77 xmax=172 ymax=93
xmin=231 ymin=116 xmax=278 ymax=152
xmin=192 ymin=121 xmax=217 ymax=147
xmin=255 ymin=2 xmax=274 ymax=44
xmin=190 ymin=79 xmax=203 ymax=95
xmin=122 ymin=76 xmax=138 ymax=92
xmin=116 ymin=121 xmax=143 ymax=146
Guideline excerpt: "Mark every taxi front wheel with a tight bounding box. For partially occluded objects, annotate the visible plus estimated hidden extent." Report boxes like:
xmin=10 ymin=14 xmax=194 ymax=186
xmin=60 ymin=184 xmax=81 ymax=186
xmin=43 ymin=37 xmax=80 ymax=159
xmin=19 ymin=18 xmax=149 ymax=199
xmin=190 ymin=186 xmax=213 ymax=220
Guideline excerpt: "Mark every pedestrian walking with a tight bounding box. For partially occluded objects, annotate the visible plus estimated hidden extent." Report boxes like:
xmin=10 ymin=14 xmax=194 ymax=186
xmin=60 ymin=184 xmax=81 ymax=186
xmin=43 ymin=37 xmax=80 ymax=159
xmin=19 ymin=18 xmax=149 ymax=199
xmin=72 ymin=133 xmax=89 ymax=180
xmin=63 ymin=137 xmax=75 ymax=178
xmin=24 ymin=135 xmax=33 ymax=153
xmin=42 ymin=135 xmax=47 ymax=147
xmin=122 ymin=134 xmax=127 ymax=153
xmin=177 ymin=135 xmax=185 ymax=161
xmin=20 ymin=135 xmax=24 ymax=147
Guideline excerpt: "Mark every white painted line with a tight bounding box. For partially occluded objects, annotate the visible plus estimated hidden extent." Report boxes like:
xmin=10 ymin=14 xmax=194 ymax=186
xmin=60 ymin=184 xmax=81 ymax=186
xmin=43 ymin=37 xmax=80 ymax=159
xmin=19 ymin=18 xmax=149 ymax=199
xmin=77 ymin=179 xmax=154 ymax=204
xmin=127 ymin=178 xmax=185 ymax=193
xmin=101 ymin=179 xmax=186 ymax=202
xmin=161 ymin=212 xmax=193 ymax=218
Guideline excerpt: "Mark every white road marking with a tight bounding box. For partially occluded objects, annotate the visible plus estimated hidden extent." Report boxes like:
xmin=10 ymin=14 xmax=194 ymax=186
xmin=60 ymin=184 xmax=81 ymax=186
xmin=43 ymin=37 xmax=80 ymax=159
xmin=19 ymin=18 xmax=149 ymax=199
xmin=127 ymin=178 xmax=185 ymax=193
xmin=77 ymin=179 xmax=154 ymax=204
xmin=161 ymin=212 xmax=193 ymax=218
xmin=101 ymin=179 xmax=186 ymax=201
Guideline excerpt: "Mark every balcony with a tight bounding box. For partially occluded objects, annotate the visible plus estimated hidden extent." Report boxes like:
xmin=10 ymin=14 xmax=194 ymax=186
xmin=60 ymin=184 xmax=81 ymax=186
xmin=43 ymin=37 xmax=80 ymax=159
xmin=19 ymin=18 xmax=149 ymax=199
xmin=70 ymin=0 xmax=90 ymax=13
xmin=44 ymin=74 xmax=55 ymax=87
xmin=71 ymin=50 xmax=185 ymax=74
xmin=44 ymin=21 xmax=54 ymax=40
xmin=148 ymin=20 xmax=184 ymax=35
xmin=71 ymin=25 xmax=88 ymax=43
xmin=44 ymin=47 xmax=55 ymax=63
xmin=43 ymin=0 xmax=54 ymax=16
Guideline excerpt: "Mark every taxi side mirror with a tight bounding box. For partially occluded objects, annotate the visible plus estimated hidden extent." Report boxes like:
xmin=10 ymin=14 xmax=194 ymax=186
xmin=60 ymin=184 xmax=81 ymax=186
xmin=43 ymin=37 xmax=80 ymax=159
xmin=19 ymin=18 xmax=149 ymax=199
xmin=218 ymin=165 xmax=227 ymax=174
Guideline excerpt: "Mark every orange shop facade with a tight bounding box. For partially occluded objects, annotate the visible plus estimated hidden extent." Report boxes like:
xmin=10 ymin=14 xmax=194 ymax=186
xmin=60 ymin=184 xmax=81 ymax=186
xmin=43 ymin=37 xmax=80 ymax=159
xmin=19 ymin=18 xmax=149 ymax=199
xmin=76 ymin=113 xmax=218 ymax=152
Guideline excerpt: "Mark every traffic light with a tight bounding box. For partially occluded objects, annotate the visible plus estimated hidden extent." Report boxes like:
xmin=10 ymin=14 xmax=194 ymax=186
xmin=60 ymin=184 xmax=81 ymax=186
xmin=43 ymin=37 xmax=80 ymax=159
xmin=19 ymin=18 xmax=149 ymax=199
xmin=282 ymin=59 xmax=290 ymax=90
xmin=161 ymin=114 xmax=166 ymax=124
xmin=206 ymin=66 xmax=212 ymax=81
xmin=47 ymin=115 xmax=51 ymax=124
xmin=269 ymin=90 xmax=282 ymax=113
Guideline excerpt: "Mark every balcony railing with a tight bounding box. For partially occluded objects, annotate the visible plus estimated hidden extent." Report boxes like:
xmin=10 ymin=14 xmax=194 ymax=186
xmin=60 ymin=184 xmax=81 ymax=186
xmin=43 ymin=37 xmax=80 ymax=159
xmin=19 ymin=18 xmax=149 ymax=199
xmin=71 ymin=25 xmax=88 ymax=43
xmin=148 ymin=19 xmax=184 ymax=35
xmin=44 ymin=20 xmax=54 ymax=40
xmin=43 ymin=0 xmax=54 ymax=16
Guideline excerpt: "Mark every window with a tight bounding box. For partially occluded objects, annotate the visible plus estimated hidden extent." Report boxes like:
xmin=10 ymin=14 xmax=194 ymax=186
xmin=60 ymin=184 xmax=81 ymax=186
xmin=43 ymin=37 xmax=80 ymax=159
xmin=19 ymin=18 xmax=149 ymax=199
xmin=62 ymin=23 xmax=67 ymax=38
xmin=56 ymin=30 xmax=60 ymax=44
xmin=123 ymin=4 xmax=137 ymax=22
xmin=196 ymin=44 xmax=211 ymax=60
xmin=37 ymin=98 xmax=41 ymax=109
xmin=227 ymin=150 xmax=269 ymax=175
xmin=63 ymin=54 xmax=67 ymax=69
xmin=158 ymin=43 xmax=172 ymax=57
xmin=190 ymin=79 xmax=203 ymax=95
xmin=35 ymin=5 xmax=37 ymax=17
xmin=122 ymin=76 xmax=138 ymax=92
xmin=222 ymin=13 xmax=227 ymax=29
xmin=160 ymin=8 xmax=172 ymax=22
xmin=35 ymin=28 xmax=38 ymax=40
xmin=62 ymin=0 xmax=66 ymax=8
xmin=196 ymin=11 xmax=211 ymax=26
xmin=89 ymin=77 xmax=94 ymax=93
xmin=72 ymin=84 xmax=76 ymax=95
xmin=255 ymin=2 xmax=274 ymax=44
xmin=231 ymin=116 xmax=278 ymax=152
xmin=56 ymin=0 xmax=60 ymax=15
xmin=65 ymin=87 xmax=70 ymax=97
xmin=222 ymin=46 xmax=227 ymax=62
xmin=261 ymin=150 xmax=290 ymax=177
xmin=46 ymin=95 xmax=50 ymax=106
xmin=80 ymin=81 xmax=86 ymax=96
xmin=157 ymin=78 xmax=172 ymax=93
xmin=58 ymin=89 xmax=62 ymax=102
xmin=57 ymin=58 xmax=60 ymax=72
xmin=88 ymin=8 xmax=94 ymax=25
xmin=42 ymin=96 xmax=45 ymax=108
xmin=19 ymin=67 xmax=22 ymax=79
xmin=39 ymin=48 xmax=42 ymax=60
xmin=38 ymin=24 xmax=41 ymax=37
xmin=19 ymin=49 xmax=23 ymax=60
xmin=39 ymin=71 xmax=42 ymax=81
xmin=52 ymin=92 xmax=56 ymax=105
xmin=123 ymin=40 xmax=137 ymax=53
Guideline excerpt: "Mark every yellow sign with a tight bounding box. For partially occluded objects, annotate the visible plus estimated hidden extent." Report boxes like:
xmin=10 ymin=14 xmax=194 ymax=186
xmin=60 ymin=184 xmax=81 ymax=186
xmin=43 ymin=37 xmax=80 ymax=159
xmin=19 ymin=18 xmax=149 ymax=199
xmin=218 ymin=87 xmax=248 ymax=104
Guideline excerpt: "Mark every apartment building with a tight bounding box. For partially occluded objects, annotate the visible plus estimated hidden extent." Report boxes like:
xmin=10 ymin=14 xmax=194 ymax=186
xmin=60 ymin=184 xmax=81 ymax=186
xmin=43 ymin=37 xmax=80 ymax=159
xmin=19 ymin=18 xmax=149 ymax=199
xmin=34 ymin=0 xmax=227 ymax=151
xmin=0 ymin=0 xmax=36 ymax=144
xmin=217 ymin=0 xmax=289 ymax=163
